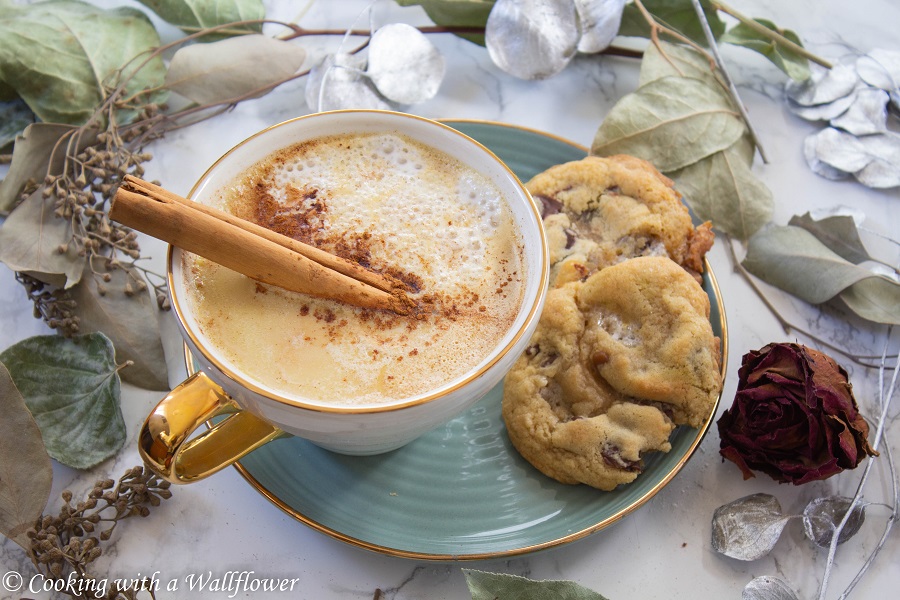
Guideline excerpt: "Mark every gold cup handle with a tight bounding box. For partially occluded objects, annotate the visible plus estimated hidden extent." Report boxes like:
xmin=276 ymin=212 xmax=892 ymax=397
xmin=139 ymin=371 xmax=285 ymax=484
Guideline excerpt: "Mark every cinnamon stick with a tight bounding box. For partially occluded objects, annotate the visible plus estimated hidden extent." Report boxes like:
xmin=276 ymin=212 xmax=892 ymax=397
xmin=110 ymin=177 xmax=411 ymax=314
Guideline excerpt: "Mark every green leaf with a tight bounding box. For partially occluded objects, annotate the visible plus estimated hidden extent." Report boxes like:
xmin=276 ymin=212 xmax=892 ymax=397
xmin=396 ymin=0 xmax=494 ymax=45
xmin=638 ymin=40 xmax=721 ymax=89
xmin=743 ymin=225 xmax=900 ymax=325
xmin=591 ymin=75 xmax=745 ymax=172
xmin=0 ymin=188 xmax=86 ymax=289
xmin=0 ymin=1 xmax=167 ymax=125
xmin=0 ymin=333 xmax=127 ymax=470
xmin=619 ymin=0 xmax=725 ymax=47
xmin=0 ymin=98 xmax=33 ymax=151
xmin=671 ymin=137 xmax=773 ymax=240
xmin=787 ymin=212 xmax=871 ymax=264
xmin=0 ymin=122 xmax=98 ymax=215
xmin=164 ymin=34 xmax=306 ymax=106
xmin=69 ymin=260 xmax=169 ymax=391
xmin=463 ymin=570 xmax=611 ymax=600
xmin=0 ymin=362 xmax=52 ymax=551
xmin=136 ymin=0 xmax=264 ymax=38
xmin=720 ymin=18 xmax=810 ymax=81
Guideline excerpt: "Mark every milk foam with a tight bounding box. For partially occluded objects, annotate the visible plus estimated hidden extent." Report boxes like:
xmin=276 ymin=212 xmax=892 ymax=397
xmin=184 ymin=133 xmax=526 ymax=406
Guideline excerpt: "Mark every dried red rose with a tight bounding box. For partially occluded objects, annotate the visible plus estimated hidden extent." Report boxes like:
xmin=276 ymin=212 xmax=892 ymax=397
xmin=717 ymin=342 xmax=877 ymax=485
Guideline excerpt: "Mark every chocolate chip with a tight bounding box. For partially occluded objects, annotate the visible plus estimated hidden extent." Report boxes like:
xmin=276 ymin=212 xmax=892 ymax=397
xmin=564 ymin=228 xmax=577 ymax=249
xmin=591 ymin=350 xmax=609 ymax=365
xmin=534 ymin=194 xmax=563 ymax=218
xmin=601 ymin=444 xmax=642 ymax=472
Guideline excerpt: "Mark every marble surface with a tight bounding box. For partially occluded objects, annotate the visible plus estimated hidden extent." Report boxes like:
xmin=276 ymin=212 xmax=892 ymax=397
xmin=2 ymin=0 xmax=899 ymax=598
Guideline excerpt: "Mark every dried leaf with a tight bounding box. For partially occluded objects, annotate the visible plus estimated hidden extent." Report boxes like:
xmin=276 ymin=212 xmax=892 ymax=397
xmin=0 ymin=2 xmax=167 ymax=125
xmin=671 ymin=138 xmax=773 ymax=241
xmin=0 ymin=333 xmax=127 ymax=470
xmin=619 ymin=0 xmax=725 ymax=47
xmin=485 ymin=0 xmax=578 ymax=80
xmin=0 ymin=362 xmax=52 ymax=551
xmin=0 ymin=122 xmax=99 ymax=215
xmin=395 ymin=0 xmax=493 ymax=45
xmin=830 ymin=88 xmax=889 ymax=135
xmin=0 ymin=98 xmax=33 ymax=151
xmin=367 ymin=23 xmax=445 ymax=104
xmin=743 ymin=225 xmax=900 ymax=324
xmin=69 ymin=260 xmax=169 ymax=391
xmin=463 ymin=569 xmax=611 ymax=600
xmin=711 ymin=493 xmax=791 ymax=561
xmin=786 ymin=63 xmax=858 ymax=107
xmin=136 ymin=0 xmax=264 ymax=38
xmin=592 ymin=76 xmax=746 ymax=172
xmin=638 ymin=40 xmax=722 ymax=89
xmin=788 ymin=212 xmax=871 ymax=264
xmin=0 ymin=188 xmax=86 ymax=289
xmin=304 ymin=53 xmax=390 ymax=112
xmin=574 ymin=0 xmax=626 ymax=54
xmin=742 ymin=576 xmax=801 ymax=600
xmin=721 ymin=18 xmax=809 ymax=81
xmin=855 ymin=49 xmax=900 ymax=92
xmin=802 ymin=496 xmax=866 ymax=548
xmin=164 ymin=34 xmax=307 ymax=106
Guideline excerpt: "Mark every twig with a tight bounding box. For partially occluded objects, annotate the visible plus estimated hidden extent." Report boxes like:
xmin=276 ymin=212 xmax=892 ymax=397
xmin=688 ymin=0 xmax=768 ymax=163
xmin=710 ymin=0 xmax=833 ymax=68
xmin=818 ymin=328 xmax=898 ymax=600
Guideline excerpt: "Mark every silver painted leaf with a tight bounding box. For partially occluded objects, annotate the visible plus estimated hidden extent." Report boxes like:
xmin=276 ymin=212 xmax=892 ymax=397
xmin=785 ymin=63 xmax=858 ymax=106
xmin=486 ymin=0 xmax=579 ymax=80
xmin=787 ymin=87 xmax=857 ymax=122
xmin=574 ymin=0 xmax=626 ymax=54
xmin=802 ymin=133 xmax=851 ymax=180
xmin=304 ymin=53 xmax=390 ymax=112
xmin=367 ymin=23 xmax=445 ymax=104
xmin=742 ymin=576 xmax=801 ymax=600
xmin=811 ymin=127 xmax=872 ymax=173
xmin=711 ymin=494 xmax=791 ymax=561
xmin=854 ymin=132 xmax=900 ymax=188
xmin=802 ymin=496 xmax=867 ymax=548
xmin=856 ymin=49 xmax=900 ymax=92
xmin=831 ymin=88 xmax=889 ymax=135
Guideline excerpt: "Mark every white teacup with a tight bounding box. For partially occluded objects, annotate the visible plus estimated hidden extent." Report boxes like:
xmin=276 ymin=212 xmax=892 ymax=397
xmin=139 ymin=110 xmax=549 ymax=483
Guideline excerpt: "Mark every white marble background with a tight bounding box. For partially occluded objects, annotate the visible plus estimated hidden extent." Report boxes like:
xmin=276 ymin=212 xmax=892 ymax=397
xmin=1 ymin=1 xmax=899 ymax=598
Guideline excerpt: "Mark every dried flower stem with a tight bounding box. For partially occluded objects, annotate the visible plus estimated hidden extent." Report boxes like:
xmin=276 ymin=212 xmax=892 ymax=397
xmin=818 ymin=328 xmax=898 ymax=600
xmin=688 ymin=0 xmax=768 ymax=163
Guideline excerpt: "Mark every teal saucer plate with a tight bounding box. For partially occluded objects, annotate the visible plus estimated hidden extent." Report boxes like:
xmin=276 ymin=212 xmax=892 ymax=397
xmin=195 ymin=121 xmax=728 ymax=560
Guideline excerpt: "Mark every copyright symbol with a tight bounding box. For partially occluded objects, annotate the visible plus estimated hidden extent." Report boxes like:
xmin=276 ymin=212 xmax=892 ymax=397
xmin=2 ymin=571 xmax=23 ymax=592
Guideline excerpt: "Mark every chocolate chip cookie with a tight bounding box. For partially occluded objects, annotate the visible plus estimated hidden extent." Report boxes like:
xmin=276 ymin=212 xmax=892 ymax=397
xmin=501 ymin=256 xmax=722 ymax=490
xmin=528 ymin=154 xmax=714 ymax=287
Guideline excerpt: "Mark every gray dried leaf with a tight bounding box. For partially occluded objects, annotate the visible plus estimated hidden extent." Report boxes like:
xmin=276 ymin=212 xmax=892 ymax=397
xmin=803 ymin=133 xmax=851 ymax=180
xmin=788 ymin=212 xmax=871 ymax=264
xmin=831 ymin=88 xmax=888 ymax=135
xmin=785 ymin=63 xmax=858 ymax=106
xmin=711 ymin=494 xmax=791 ymax=561
xmin=486 ymin=0 xmax=579 ymax=80
xmin=367 ymin=23 xmax=445 ymax=104
xmin=855 ymin=49 xmax=900 ymax=92
xmin=305 ymin=53 xmax=390 ymax=112
xmin=164 ymin=34 xmax=307 ymax=106
xmin=574 ymin=0 xmax=626 ymax=54
xmin=811 ymin=127 xmax=872 ymax=173
xmin=742 ymin=576 xmax=801 ymax=600
xmin=803 ymin=496 xmax=867 ymax=548
xmin=854 ymin=132 xmax=900 ymax=188
xmin=787 ymin=87 xmax=857 ymax=122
